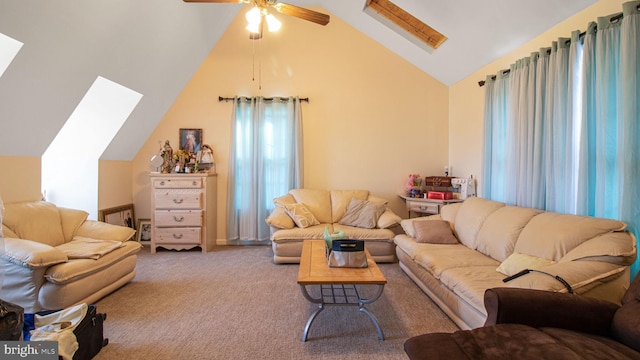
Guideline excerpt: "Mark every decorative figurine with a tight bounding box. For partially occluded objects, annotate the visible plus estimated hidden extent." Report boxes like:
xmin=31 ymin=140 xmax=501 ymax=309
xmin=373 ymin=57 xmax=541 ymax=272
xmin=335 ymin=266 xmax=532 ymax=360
xmin=196 ymin=144 xmax=215 ymax=172
xmin=161 ymin=140 xmax=174 ymax=174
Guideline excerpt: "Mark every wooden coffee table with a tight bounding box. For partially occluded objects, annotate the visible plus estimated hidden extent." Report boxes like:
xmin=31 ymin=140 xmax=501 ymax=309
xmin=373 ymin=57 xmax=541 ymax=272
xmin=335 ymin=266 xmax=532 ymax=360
xmin=297 ymin=239 xmax=387 ymax=342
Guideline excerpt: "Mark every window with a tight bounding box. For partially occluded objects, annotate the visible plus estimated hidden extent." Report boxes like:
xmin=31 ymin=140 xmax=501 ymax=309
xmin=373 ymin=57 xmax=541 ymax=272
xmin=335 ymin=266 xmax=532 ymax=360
xmin=226 ymin=97 xmax=303 ymax=243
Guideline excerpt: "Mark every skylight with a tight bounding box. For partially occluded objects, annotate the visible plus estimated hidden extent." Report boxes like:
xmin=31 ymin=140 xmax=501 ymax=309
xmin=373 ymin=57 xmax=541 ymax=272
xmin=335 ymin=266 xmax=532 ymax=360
xmin=42 ymin=76 xmax=143 ymax=219
xmin=0 ymin=33 xmax=23 ymax=78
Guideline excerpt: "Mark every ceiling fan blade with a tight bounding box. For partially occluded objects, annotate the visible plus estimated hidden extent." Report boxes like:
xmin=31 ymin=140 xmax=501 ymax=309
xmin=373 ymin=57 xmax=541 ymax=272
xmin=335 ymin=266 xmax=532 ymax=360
xmin=273 ymin=3 xmax=330 ymax=26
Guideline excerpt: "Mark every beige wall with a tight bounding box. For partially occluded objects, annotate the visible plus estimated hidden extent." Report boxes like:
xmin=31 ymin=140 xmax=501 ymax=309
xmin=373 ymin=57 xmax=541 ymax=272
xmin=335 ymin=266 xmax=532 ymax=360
xmin=0 ymin=156 xmax=42 ymax=203
xmin=98 ymin=160 xmax=133 ymax=210
xmin=449 ymin=0 xmax=627 ymax=196
xmin=132 ymin=7 xmax=450 ymax=242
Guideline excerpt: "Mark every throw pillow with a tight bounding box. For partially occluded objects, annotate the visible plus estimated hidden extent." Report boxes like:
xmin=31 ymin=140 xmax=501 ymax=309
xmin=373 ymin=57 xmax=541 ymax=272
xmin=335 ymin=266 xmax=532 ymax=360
xmin=283 ymin=203 xmax=320 ymax=228
xmin=338 ymin=198 xmax=386 ymax=229
xmin=413 ymin=220 xmax=458 ymax=244
xmin=496 ymin=252 xmax=556 ymax=276
xmin=377 ymin=209 xmax=402 ymax=229
xmin=265 ymin=206 xmax=295 ymax=229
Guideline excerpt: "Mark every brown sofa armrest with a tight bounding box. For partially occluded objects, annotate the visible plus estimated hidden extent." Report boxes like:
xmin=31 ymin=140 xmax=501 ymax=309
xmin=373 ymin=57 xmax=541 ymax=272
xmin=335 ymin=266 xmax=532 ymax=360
xmin=484 ymin=287 xmax=619 ymax=336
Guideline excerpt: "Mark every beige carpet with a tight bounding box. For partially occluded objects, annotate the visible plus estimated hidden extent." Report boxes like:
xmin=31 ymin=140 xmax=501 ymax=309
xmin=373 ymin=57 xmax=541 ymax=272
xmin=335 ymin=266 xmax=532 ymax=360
xmin=93 ymin=245 xmax=458 ymax=360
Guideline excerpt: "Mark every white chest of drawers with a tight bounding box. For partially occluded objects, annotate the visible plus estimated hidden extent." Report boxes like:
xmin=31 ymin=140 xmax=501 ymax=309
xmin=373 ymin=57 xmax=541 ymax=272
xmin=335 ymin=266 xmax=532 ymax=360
xmin=150 ymin=173 xmax=217 ymax=253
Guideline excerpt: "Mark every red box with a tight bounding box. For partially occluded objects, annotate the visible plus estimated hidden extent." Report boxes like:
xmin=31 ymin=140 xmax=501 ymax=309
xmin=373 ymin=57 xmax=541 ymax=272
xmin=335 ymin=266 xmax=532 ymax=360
xmin=427 ymin=191 xmax=453 ymax=200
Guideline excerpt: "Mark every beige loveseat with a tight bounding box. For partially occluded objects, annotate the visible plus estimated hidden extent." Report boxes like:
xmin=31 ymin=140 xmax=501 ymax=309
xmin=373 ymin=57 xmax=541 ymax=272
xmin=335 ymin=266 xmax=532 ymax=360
xmin=266 ymin=189 xmax=402 ymax=264
xmin=1 ymin=201 xmax=142 ymax=312
xmin=395 ymin=197 xmax=637 ymax=330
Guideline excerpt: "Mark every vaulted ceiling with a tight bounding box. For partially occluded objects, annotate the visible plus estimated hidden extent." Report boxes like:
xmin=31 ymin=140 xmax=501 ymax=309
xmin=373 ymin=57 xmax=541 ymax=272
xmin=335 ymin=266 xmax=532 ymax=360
xmin=0 ymin=0 xmax=596 ymax=159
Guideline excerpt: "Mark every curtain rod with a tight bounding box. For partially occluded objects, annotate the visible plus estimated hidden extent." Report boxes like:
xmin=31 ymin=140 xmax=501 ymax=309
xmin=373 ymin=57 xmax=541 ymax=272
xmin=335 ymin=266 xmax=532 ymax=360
xmin=218 ymin=96 xmax=309 ymax=103
xmin=478 ymin=30 xmax=588 ymax=87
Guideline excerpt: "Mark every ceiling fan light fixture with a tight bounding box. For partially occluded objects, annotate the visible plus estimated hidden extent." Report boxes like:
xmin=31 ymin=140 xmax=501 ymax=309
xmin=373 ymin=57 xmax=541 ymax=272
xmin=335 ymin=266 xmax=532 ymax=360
xmin=246 ymin=22 xmax=261 ymax=34
xmin=245 ymin=6 xmax=262 ymax=26
xmin=265 ymin=14 xmax=281 ymax=32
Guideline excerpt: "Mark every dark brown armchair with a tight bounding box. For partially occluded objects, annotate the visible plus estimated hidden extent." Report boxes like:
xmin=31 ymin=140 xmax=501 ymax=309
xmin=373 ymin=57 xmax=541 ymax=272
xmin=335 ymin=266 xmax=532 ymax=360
xmin=404 ymin=275 xmax=640 ymax=359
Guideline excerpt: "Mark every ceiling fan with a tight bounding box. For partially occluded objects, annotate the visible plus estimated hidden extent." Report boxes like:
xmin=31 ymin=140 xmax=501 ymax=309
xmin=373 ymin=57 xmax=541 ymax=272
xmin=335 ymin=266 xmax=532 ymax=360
xmin=183 ymin=0 xmax=331 ymax=36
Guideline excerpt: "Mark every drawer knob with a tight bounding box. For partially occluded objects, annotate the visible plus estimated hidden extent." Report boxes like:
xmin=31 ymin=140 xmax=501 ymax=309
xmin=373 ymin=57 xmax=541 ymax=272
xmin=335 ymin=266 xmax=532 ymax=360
xmin=173 ymin=215 xmax=185 ymax=222
xmin=172 ymin=233 xmax=183 ymax=239
xmin=192 ymin=181 xmax=197 ymax=186
xmin=173 ymin=198 xmax=184 ymax=204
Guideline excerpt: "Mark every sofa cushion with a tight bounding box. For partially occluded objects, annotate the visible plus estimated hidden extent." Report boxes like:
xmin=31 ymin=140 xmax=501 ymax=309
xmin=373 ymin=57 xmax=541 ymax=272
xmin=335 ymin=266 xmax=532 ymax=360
xmin=273 ymin=194 xmax=297 ymax=206
xmin=367 ymin=195 xmax=388 ymax=205
xmin=454 ymin=198 xmax=505 ymax=250
xmin=289 ymin=189 xmax=332 ymax=224
xmin=75 ymin=220 xmax=135 ymax=242
xmin=58 ymin=207 xmax=89 ymax=242
xmin=265 ymin=206 xmax=295 ymax=229
xmin=56 ymin=237 xmax=125 ymax=260
xmin=1 ymin=237 xmax=68 ymax=268
xmin=338 ymin=198 xmax=385 ymax=229
xmin=515 ymin=212 xmax=628 ymax=262
xmin=612 ymin=274 xmax=640 ymax=352
xmin=496 ymin=252 xmax=556 ymax=276
xmin=271 ymin=223 xmax=330 ymax=242
xmin=412 ymin=243 xmax=499 ymax=279
xmin=283 ymin=203 xmax=320 ymax=228
xmin=612 ymin=302 xmax=640 ymax=352
xmin=44 ymin=241 xmax=141 ymax=284
xmin=439 ymin=265 xmax=506 ymax=313
xmin=413 ymin=220 xmax=458 ymax=244
xmin=333 ymin=223 xmax=395 ymax=240
xmin=3 ymin=201 xmax=66 ymax=247
xmin=475 ymin=206 xmax=543 ymax=262
xmin=560 ymin=231 xmax=637 ymax=265
xmin=504 ymin=260 xmax=626 ymax=295
xmin=2 ymin=224 xmax=18 ymax=238
xmin=330 ymin=190 xmax=369 ymax=223
xmin=440 ymin=202 xmax=463 ymax=224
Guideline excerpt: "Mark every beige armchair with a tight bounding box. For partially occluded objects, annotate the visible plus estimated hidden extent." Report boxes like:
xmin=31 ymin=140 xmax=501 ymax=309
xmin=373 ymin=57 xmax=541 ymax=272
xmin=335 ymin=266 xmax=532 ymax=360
xmin=1 ymin=200 xmax=141 ymax=312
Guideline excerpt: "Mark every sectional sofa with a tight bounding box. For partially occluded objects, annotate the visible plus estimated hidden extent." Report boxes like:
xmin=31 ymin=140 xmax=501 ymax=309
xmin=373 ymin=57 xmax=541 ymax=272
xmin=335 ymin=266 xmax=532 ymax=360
xmin=395 ymin=197 xmax=637 ymax=330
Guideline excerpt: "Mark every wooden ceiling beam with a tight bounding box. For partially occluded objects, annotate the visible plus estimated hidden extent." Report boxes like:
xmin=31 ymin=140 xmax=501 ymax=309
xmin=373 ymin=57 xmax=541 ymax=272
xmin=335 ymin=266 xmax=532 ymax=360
xmin=365 ymin=0 xmax=447 ymax=49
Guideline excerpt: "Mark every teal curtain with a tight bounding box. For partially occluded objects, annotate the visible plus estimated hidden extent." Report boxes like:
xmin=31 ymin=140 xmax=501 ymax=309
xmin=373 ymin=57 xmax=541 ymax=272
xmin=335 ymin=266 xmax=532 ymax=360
xmin=620 ymin=1 xmax=640 ymax=279
xmin=483 ymin=1 xmax=640 ymax=279
xmin=482 ymin=71 xmax=509 ymax=202
xmin=226 ymin=96 xmax=303 ymax=244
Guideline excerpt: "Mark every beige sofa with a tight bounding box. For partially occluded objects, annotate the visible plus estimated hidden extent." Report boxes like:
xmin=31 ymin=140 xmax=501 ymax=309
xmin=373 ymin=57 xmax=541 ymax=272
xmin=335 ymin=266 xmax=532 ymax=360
xmin=1 ymin=201 xmax=142 ymax=312
xmin=395 ymin=197 xmax=637 ymax=330
xmin=266 ymin=189 xmax=402 ymax=264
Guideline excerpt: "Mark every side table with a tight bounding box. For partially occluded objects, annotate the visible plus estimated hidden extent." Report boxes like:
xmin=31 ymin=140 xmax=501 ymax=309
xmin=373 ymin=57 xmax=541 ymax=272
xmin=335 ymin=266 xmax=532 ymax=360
xmin=398 ymin=194 xmax=463 ymax=217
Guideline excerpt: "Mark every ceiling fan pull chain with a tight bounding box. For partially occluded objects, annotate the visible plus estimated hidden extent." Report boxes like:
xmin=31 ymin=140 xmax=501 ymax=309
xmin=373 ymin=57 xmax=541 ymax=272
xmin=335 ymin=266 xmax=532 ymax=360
xmin=252 ymin=37 xmax=256 ymax=82
xmin=259 ymin=35 xmax=262 ymax=90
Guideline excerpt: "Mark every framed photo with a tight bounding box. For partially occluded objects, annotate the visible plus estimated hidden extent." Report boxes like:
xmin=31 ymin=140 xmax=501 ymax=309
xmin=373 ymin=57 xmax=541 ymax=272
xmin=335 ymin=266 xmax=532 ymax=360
xmin=136 ymin=218 xmax=151 ymax=243
xmin=99 ymin=204 xmax=135 ymax=229
xmin=179 ymin=128 xmax=202 ymax=154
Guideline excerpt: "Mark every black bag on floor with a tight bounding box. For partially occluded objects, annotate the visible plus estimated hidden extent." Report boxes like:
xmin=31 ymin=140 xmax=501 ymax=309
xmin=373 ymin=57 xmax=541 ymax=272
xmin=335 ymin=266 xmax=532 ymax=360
xmin=35 ymin=304 xmax=108 ymax=360
xmin=72 ymin=304 xmax=108 ymax=360
xmin=0 ymin=299 xmax=24 ymax=340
